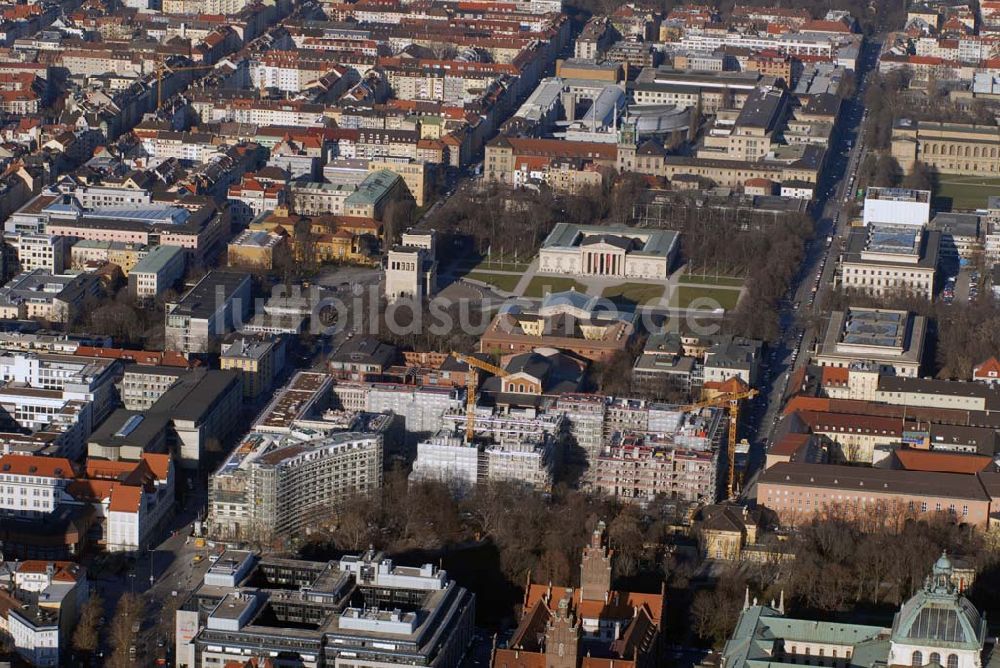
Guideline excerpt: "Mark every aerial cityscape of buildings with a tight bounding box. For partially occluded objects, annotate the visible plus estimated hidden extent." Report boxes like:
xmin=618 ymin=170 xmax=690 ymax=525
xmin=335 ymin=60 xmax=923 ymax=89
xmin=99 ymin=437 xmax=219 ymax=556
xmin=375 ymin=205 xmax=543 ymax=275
xmin=0 ymin=0 xmax=999 ymax=665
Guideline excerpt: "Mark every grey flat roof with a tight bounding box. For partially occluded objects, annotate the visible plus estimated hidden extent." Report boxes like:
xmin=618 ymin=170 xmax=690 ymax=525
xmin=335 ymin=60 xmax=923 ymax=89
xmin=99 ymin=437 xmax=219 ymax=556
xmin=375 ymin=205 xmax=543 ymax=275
xmin=759 ymin=462 xmax=991 ymax=501
xmin=541 ymin=223 xmax=678 ymax=259
xmin=171 ymin=271 xmax=250 ymax=320
xmin=88 ymin=408 xmax=170 ymax=450
xmin=149 ymin=369 xmax=241 ymax=423
xmin=131 ymin=244 xmax=185 ymax=275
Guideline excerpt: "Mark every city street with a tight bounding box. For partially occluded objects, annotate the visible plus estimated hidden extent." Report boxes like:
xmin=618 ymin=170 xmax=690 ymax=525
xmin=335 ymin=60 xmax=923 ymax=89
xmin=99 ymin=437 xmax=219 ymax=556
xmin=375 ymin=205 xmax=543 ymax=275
xmin=741 ymin=38 xmax=883 ymax=497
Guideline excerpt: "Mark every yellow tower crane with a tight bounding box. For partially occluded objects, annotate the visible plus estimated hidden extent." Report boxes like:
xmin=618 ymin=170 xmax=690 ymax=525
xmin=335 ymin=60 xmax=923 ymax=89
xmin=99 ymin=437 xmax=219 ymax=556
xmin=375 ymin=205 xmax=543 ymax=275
xmin=156 ymin=61 xmax=216 ymax=110
xmin=451 ymin=352 xmax=509 ymax=442
xmin=681 ymin=379 xmax=758 ymax=499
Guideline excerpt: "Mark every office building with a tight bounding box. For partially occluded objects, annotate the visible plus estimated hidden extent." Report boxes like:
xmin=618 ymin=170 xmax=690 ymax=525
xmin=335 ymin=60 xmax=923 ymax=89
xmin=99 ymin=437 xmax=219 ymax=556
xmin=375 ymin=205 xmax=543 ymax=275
xmin=757 ymin=462 xmax=995 ymax=527
xmin=175 ymin=549 xmax=475 ymax=668
xmin=4 ymin=233 xmax=68 ymax=274
xmin=128 ymin=244 xmax=186 ymax=302
xmin=165 ymin=271 xmax=252 ymax=354
xmin=0 ymin=453 xmax=174 ymax=555
xmin=863 ymin=187 xmax=931 ymax=227
xmin=816 ymin=308 xmax=927 ymax=377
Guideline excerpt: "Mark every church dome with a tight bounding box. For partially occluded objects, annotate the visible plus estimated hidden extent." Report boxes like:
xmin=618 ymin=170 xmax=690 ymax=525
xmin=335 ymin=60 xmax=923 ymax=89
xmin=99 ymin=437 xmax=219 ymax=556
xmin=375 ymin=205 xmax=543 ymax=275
xmin=891 ymin=552 xmax=986 ymax=650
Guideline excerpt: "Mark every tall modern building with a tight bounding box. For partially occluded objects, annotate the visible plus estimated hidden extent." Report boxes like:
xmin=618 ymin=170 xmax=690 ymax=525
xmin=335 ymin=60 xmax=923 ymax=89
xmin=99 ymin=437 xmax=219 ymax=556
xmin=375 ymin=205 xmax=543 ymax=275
xmin=175 ymin=549 xmax=476 ymax=668
xmin=209 ymin=430 xmax=383 ymax=539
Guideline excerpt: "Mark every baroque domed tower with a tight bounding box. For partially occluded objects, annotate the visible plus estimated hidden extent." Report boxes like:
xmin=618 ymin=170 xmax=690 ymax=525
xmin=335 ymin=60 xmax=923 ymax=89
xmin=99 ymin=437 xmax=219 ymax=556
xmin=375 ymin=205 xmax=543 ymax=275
xmin=887 ymin=552 xmax=987 ymax=668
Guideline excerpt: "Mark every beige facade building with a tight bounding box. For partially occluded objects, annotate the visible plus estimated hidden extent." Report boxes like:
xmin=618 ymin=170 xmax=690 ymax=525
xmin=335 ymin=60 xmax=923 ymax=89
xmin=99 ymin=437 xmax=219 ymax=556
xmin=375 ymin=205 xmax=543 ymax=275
xmin=839 ymin=225 xmax=939 ymax=300
xmin=892 ymin=119 xmax=1000 ymax=175
xmin=220 ymin=336 xmax=284 ymax=401
xmin=385 ymin=231 xmax=436 ymax=302
xmin=368 ymin=159 xmax=430 ymax=206
xmin=815 ymin=308 xmax=926 ymax=378
xmin=758 ymin=461 xmax=994 ymax=527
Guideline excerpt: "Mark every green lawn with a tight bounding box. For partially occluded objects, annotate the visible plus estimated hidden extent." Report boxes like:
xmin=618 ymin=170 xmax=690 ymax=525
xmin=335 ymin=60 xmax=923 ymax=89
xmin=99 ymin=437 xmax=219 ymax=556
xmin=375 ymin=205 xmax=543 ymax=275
xmin=464 ymin=272 xmax=521 ymax=292
xmin=675 ymin=285 xmax=742 ymax=311
xmin=681 ymin=273 xmax=746 ymax=287
xmin=523 ymin=276 xmax=589 ymax=298
xmin=602 ymin=282 xmax=666 ymax=306
xmin=935 ymin=175 xmax=1000 ymax=211
xmin=449 ymin=257 xmax=531 ymax=273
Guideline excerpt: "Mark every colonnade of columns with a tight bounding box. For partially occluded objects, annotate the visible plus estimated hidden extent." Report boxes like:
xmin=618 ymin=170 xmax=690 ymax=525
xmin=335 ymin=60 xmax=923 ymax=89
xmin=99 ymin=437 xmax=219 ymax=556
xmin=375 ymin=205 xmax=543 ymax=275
xmin=584 ymin=251 xmax=624 ymax=276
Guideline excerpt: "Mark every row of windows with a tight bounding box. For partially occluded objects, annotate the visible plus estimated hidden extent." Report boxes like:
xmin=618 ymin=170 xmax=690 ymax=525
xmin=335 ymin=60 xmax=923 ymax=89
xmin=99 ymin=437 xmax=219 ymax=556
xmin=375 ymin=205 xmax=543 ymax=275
xmin=912 ymin=651 xmax=958 ymax=668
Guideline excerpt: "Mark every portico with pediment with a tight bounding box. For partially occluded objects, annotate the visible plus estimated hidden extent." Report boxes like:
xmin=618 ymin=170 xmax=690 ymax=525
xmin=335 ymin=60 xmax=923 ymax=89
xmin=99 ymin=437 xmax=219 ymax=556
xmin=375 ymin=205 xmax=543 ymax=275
xmin=581 ymin=235 xmax=631 ymax=277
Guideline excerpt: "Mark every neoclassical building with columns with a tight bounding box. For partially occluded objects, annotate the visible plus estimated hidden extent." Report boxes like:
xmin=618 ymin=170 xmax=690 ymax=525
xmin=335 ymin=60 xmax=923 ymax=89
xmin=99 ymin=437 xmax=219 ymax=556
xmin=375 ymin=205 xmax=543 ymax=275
xmin=537 ymin=223 xmax=679 ymax=280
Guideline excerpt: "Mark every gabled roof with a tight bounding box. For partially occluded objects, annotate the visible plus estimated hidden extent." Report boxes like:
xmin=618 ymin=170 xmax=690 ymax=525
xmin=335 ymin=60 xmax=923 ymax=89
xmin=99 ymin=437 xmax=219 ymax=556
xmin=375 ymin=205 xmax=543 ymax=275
xmin=973 ymin=356 xmax=1000 ymax=379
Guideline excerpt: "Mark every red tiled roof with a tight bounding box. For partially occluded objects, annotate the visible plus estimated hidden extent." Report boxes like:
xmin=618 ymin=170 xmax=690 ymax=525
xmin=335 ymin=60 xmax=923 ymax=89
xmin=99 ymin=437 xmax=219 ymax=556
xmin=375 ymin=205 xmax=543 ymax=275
xmin=783 ymin=396 xmax=831 ymax=414
xmin=974 ymin=357 xmax=1000 ymax=379
xmin=109 ymin=485 xmax=142 ymax=513
xmin=821 ymin=366 xmax=849 ymax=386
xmin=800 ymin=18 xmax=852 ymax=32
xmin=894 ymin=448 xmax=993 ymax=475
xmin=770 ymin=432 xmax=811 ymax=457
xmin=141 ymin=453 xmax=171 ymax=481
xmin=524 ymin=584 xmax=663 ymax=626
xmin=0 ymin=455 xmax=75 ymax=478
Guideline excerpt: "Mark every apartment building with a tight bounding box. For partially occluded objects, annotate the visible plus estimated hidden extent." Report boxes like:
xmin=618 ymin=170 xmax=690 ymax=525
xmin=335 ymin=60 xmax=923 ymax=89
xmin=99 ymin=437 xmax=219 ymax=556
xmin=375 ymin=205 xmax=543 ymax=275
xmin=227 ymin=176 xmax=286 ymax=225
xmin=164 ymin=271 xmax=252 ymax=354
xmin=554 ymin=393 xmax=606 ymax=464
xmin=70 ymin=241 xmax=147 ymax=274
xmin=128 ymin=244 xmax=186 ymax=302
xmin=189 ymin=93 xmax=326 ymax=127
xmin=0 ymin=561 xmax=86 ymax=668
xmin=250 ymin=50 xmax=351 ymax=94
xmin=290 ymin=181 xmax=357 ymax=216
xmin=4 ymin=233 xmax=68 ymax=273
xmin=590 ymin=438 xmax=720 ymax=503
xmin=0 ymin=270 xmax=103 ymax=324
xmin=175 ymin=550 xmax=474 ymax=668
xmin=220 ymin=336 xmax=284 ymax=400
xmin=0 ymin=453 xmax=174 ymax=554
